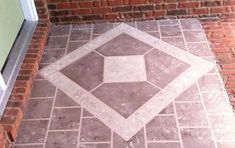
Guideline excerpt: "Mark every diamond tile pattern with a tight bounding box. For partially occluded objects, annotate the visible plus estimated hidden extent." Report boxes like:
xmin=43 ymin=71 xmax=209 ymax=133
xmin=14 ymin=19 xmax=233 ymax=148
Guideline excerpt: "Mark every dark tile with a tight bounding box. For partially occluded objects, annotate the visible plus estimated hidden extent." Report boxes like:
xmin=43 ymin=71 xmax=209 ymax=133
xmin=54 ymin=90 xmax=79 ymax=107
xmin=61 ymin=52 xmax=104 ymax=91
xmin=46 ymin=36 xmax=68 ymax=49
xmin=148 ymin=142 xmax=181 ymax=148
xmin=67 ymin=41 xmax=87 ymax=53
xmin=13 ymin=145 xmax=43 ymax=148
xmin=70 ymin=29 xmax=91 ymax=41
xmin=80 ymin=143 xmax=110 ymax=148
xmin=159 ymin=19 xmax=179 ymax=26
xmin=16 ymin=120 xmax=48 ymax=144
xmin=175 ymin=102 xmax=208 ymax=126
xmin=93 ymin=23 xmax=113 ymax=34
xmin=41 ymin=49 xmax=65 ymax=63
xmin=45 ymin=131 xmax=78 ymax=148
xmin=50 ymin=108 xmax=81 ymax=130
xmin=175 ymin=83 xmax=200 ymax=101
xmin=145 ymin=48 xmax=189 ymax=88
xmin=146 ymin=115 xmax=179 ymax=141
xmin=80 ymin=118 xmax=111 ymax=142
xmin=180 ymin=19 xmax=202 ymax=30
xmin=49 ymin=25 xmax=70 ymax=36
xmin=183 ymin=31 xmax=207 ymax=42
xmin=181 ymin=128 xmax=215 ymax=148
xmin=72 ymin=24 xmax=92 ymax=30
xmin=113 ymin=129 xmax=145 ymax=148
xmin=159 ymin=103 xmax=174 ymax=114
xmin=92 ymin=82 xmax=159 ymax=118
xmin=82 ymin=109 xmax=93 ymax=117
xmin=30 ymin=80 xmax=56 ymax=98
xmin=95 ymin=33 xmax=152 ymax=56
xmin=187 ymin=42 xmax=213 ymax=57
xmin=163 ymin=37 xmax=186 ymax=50
xmin=24 ymin=99 xmax=53 ymax=119
xmin=136 ymin=21 xmax=158 ymax=31
xmin=160 ymin=25 xmax=182 ymax=37
xmin=147 ymin=32 xmax=160 ymax=38
xmin=198 ymin=74 xmax=225 ymax=92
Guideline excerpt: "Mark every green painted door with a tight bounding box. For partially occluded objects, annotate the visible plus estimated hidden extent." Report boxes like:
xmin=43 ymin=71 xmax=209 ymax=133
xmin=0 ymin=0 xmax=24 ymax=70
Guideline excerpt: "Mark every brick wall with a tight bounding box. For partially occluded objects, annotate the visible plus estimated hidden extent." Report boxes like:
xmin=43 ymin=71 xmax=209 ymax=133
xmin=46 ymin=0 xmax=235 ymax=24
xmin=0 ymin=0 xmax=50 ymax=147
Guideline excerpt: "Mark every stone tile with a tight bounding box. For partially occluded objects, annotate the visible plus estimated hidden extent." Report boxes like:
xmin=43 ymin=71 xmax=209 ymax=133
xmin=159 ymin=19 xmax=179 ymax=26
xmin=187 ymin=42 xmax=213 ymax=57
xmin=146 ymin=115 xmax=179 ymax=141
xmin=92 ymin=34 xmax=100 ymax=39
xmin=16 ymin=120 xmax=48 ymax=144
xmin=202 ymin=93 xmax=233 ymax=114
xmin=72 ymin=24 xmax=92 ymax=30
xmin=162 ymin=37 xmax=186 ymax=50
xmin=50 ymin=108 xmax=81 ymax=130
xmin=93 ymin=23 xmax=113 ymax=34
xmin=46 ymin=36 xmax=68 ymax=49
xmin=45 ymin=131 xmax=78 ymax=148
xmin=13 ymin=145 xmax=43 ymax=148
xmin=79 ymin=143 xmax=111 ymax=148
xmin=198 ymin=74 xmax=225 ymax=92
xmin=24 ymin=99 xmax=53 ymax=119
xmin=175 ymin=83 xmax=201 ymax=101
xmin=80 ymin=118 xmax=111 ymax=142
xmin=39 ymin=63 xmax=49 ymax=70
xmin=159 ymin=103 xmax=174 ymax=114
xmin=113 ymin=129 xmax=145 ymax=148
xmin=180 ymin=19 xmax=202 ymax=30
xmin=136 ymin=21 xmax=158 ymax=31
xmin=217 ymin=142 xmax=235 ymax=148
xmin=209 ymin=115 xmax=235 ymax=140
xmin=61 ymin=52 xmax=104 ymax=91
xmin=30 ymin=80 xmax=56 ymax=98
xmin=67 ymin=41 xmax=87 ymax=53
xmin=103 ymin=56 xmax=147 ymax=83
xmin=146 ymin=31 xmax=160 ymax=38
xmin=183 ymin=31 xmax=207 ymax=42
xmin=145 ymin=48 xmax=189 ymax=88
xmin=70 ymin=29 xmax=91 ymax=41
xmin=114 ymin=22 xmax=136 ymax=27
xmin=180 ymin=128 xmax=215 ymax=148
xmin=95 ymin=33 xmax=152 ymax=56
xmin=49 ymin=25 xmax=70 ymax=36
xmin=175 ymin=102 xmax=208 ymax=126
xmin=41 ymin=49 xmax=65 ymax=63
xmin=148 ymin=142 xmax=181 ymax=148
xmin=92 ymin=82 xmax=159 ymax=118
xmin=82 ymin=109 xmax=94 ymax=117
xmin=54 ymin=90 xmax=79 ymax=107
xmin=160 ymin=25 xmax=182 ymax=37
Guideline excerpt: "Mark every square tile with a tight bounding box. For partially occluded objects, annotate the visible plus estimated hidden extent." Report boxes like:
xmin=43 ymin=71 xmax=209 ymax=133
xmin=187 ymin=42 xmax=213 ymax=57
xmin=162 ymin=37 xmax=186 ymax=50
xmin=16 ymin=120 xmax=48 ymax=144
xmin=183 ymin=31 xmax=207 ymax=42
xmin=148 ymin=142 xmax=181 ymax=148
xmin=104 ymin=56 xmax=147 ymax=83
xmin=45 ymin=131 xmax=78 ymax=148
xmin=41 ymin=49 xmax=65 ymax=64
xmin=67 ymin=41 xmax=87 ymax=53
xmin=175 ymin=83 xmax=200 ymax=101
xmin=93 ymin=23 xmax=113 ymax=34
xmin=54 ymin=90 xmax=79 ymax=107
xmin=46 ymin=37 xmax=68 ymax=49
xmin=136 ymin=21 xmax=158 ymax=31
xmin=180 ymin=19 xmax=202 ymax=30
xmin=160 ymin=25 xmax=182 ymax=37
xmin=50 ymin=108 xmax=81 ymax=130
xmin=49 ymin=25 xmax=70 ymax=36
xmin=198 ymin=74 xmax=225 ymax=92
xmin=70 ymin=29 xmax=91 ymax=41
xmin=30 ymin=80 xmax=56 ymax=98
xmin=146 ymin=115 xmax=179 ymax=141
xmin=80 ymin=118 xmax=111 ymax=142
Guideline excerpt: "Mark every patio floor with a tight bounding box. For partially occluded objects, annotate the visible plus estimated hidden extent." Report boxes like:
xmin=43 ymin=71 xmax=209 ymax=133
xmin=13 ymin=19 xmax=235 ymax=148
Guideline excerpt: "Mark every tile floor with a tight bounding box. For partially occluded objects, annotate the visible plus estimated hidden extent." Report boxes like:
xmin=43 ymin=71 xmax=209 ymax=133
xmin=14 ymin=19 xmax=235 ymax=148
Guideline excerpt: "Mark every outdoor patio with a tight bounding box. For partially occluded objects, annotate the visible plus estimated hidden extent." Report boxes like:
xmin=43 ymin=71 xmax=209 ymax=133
xmin=13 ymin=19 xmax=235 ymax=148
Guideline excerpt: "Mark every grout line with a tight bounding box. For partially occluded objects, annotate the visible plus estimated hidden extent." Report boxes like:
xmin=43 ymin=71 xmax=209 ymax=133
xmin=43 ymin=88 xmax=57 ymax=148
xmin=81 ymin=116 xmax=96 ymax=119
xmin=144 ymin=126 xmax=148 ymax=148
xmin=89 ymin=82 xmax=104 ymax=93
xmin=179 ymin=126 xmax=210 ymax=129
xmin=178 ymin=20 xmax=189 ymax=52
xmin=196 ymin=81 xmax=218 ymax=148
xmin=64 ymin=24 xmax=72 ymax=55
xmin=93 ymin=50 xmax=106 ymax=58
xmin=53 ymin=106 xmax=81 ymax=109
xmin=79 ymin=141 xmax=111 ymax=144
xmin=143 ymin=47 xmax=155 ymax=56
xmin=157 ymin=21 xmax=162 ymax=40
xmin=111 ymin=130 xmax=113 ymax=148
xmin=90 ymin=24 xmax=94 ymax=40
xmin=77 ymin=107 xmax=84 ymax=148
xmin=161 ymin=35 xmax=185 ymax=39
xmin=173 ymin=101 xmax=184 ymax=148
xmin=146 ymin=80 xmax=162 ymax=91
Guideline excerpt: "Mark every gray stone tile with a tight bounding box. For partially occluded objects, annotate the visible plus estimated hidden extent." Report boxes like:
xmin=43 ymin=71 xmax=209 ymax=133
xmin=16 ymin=120 xmax=48 ymax=144
xmin=198 ymin=74 xmax=225 ymax=92
xmin=50 ymin=108 xmax=81 ymax=130
xmin=70 ymin=29 xmax=91 ymax=41
xmin=136 ymin=21 xmax=158 ymax=31
xmin=159 ymin=103 xmax=174 ymax=114
xmin=93 ymin=23 xmax=113 ymax=34
xmin=46 ymin=36 xmax=68 ymax=49
xmin=187 ymin=42 xmax=213 ymax=57
xmin=79 ymin=143 xmax=110 ymax=148
xmin=180 ymin=19 xmax=202 ymax=30
xmin=113 ymin=129 xmax=145 ymax=148
xmin=146 ymin=31 xmax=160 ymax=38
xmin=175 ymin=102 xmax=208 ymax=126
xmin=82 ymin=109 xmax=93 ymax=117
xmin=160 ymin=25 xmax=182 ymax=37
xmin=159 ymin=19 xmax=179 ymax=26
xmin=80 ymin=118 xmax=111 ymax=142
xmin=181 ymin=128 xmax=215 ymax=148
xmin=148 ymin=142 xmax=181 ymax=148
xmin=183 ymin=31 xmax=207 ymax=42
xmin=72 ymin=24 xmax=92 ymax=30
xmin=146 ymin=115 xmax=179 ymax=141
xmin=92 ymin=82 xmax=159 ymax=118
xmin=13 ymin=145 xmax=43 ymax=148
xmin=45 ymin=131 xmax=78 ymax=148
xmin=24 ymin=99 xmax=53 ymax=119
xmin=30 ymin=80 xmax=56 ymax=98
xmin=163 ymin=37 xmax=186 ymax=50
xmin=95 ymin=33 xmax=152 ymax=56
xmin=54 ymin=90 xmax=79 ymax=107
xmin=175 ymin=83 xmax=201 ymax=101
xmin=61 ymin=52 xmax=104 ymax=91
xmin=41 ymin=49 xmax=65 ymax=63
xmin=67 ymin=41 xmax=87 ymax=53
xmin=49 ymin=25 xmax=70 ymax=36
